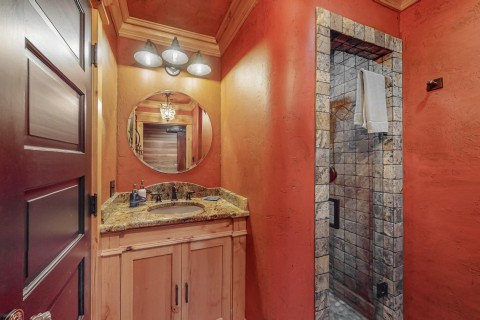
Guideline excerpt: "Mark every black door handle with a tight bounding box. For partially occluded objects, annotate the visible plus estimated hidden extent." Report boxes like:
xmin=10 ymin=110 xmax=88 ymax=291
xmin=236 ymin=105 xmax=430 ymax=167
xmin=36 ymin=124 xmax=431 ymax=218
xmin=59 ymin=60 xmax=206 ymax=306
xmin=185 ymin=282 xmax=189 ymax=303
xmin=175 ymin=284 xmax=178 ymax=306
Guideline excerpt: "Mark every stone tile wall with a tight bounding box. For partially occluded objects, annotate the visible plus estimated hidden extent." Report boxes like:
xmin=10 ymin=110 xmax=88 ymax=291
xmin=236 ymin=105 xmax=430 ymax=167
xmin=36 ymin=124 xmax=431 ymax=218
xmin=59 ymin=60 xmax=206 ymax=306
xmin=328 ymin=50 xmax=380 ymax=318
xmin=315 ymin=7 xmax=404 ymax=320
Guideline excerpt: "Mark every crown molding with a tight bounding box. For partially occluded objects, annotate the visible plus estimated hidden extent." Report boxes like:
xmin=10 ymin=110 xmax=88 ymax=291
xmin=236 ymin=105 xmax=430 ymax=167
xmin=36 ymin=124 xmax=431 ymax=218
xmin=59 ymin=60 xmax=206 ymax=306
xmin=374 ymin=0 xmax=420 ymax=12
xmin=374 ymin=0 xmax=419 ymax=11
xmin=104 ymin=0 xmax=257 ymax=57
xmin=120 ymin=18 xmax=220 ymax=57
xmin=216 ymin=0 xmax=258 ymax=54
xmin=90 ymin=0 xmax=110 ymax=24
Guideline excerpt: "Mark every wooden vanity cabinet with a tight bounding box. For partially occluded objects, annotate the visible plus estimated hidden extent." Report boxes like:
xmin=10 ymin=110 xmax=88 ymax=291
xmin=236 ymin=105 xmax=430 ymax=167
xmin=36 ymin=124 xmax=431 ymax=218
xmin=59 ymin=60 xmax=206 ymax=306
xmin=100 ymin=218 xmax=247 ymax=320
xmin=182 ymin=237 xmax=232 ymax=320
xmin=121 ymin=244 xmax=182 ymax=320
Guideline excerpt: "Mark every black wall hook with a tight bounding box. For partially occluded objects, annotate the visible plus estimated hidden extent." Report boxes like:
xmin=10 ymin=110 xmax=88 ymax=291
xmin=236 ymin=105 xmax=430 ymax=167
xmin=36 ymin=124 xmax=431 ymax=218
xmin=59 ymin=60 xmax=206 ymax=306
xmin=427 ymin=77 xmax=443 ymax=92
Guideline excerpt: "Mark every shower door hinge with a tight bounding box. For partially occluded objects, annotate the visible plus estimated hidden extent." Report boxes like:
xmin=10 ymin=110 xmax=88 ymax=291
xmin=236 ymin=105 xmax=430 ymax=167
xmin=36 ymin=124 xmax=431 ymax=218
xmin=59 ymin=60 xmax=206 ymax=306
xmin=89 ymin=194 xmax=98 ymax=217
xmin=91 ymin=43 xmax=98 ymax=67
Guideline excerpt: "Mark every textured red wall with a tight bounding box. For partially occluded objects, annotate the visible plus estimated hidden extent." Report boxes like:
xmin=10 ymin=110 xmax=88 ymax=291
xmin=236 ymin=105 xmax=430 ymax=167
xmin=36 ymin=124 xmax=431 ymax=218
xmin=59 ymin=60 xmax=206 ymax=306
xmin=401 ymin=1 xmax=480 ymax=319
xmin=220 ymin=1 xmax=398 ymax=319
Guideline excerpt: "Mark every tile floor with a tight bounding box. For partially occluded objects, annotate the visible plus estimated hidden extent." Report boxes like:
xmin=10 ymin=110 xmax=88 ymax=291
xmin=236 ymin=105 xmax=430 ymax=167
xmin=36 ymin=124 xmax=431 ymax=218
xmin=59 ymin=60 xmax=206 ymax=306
xmin=328 ymin=291 xmax=368 ymax=320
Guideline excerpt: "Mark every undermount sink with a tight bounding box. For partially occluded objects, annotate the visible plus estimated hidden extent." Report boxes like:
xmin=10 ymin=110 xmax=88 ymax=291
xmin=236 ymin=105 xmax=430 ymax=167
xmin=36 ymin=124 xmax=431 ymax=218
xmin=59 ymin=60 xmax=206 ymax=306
xmin=148 ymin=204 xmax=204 ymax=215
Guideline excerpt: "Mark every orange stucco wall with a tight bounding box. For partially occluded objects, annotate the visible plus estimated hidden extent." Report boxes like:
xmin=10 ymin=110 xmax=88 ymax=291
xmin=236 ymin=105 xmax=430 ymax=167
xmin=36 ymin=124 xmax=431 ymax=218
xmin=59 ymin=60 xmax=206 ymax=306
xmin=115 ymin=38 xmax=221 ymax=192
xmin=400 ymin=1 xmax=480 ymax=319
xmin=220 ymin=1 xmax=398 ymax=319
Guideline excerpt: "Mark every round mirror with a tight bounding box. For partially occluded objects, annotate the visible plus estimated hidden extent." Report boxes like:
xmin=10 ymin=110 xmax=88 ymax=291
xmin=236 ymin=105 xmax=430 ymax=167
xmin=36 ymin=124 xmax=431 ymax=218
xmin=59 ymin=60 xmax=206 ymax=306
xmin=127 ymin=90 xmax=213 ymax=173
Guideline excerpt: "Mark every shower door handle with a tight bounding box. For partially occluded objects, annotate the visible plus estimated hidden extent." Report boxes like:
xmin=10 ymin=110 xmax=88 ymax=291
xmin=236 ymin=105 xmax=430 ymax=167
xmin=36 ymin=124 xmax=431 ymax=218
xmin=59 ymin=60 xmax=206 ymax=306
xmin=329 ymin=198 xmax=340 ymax=229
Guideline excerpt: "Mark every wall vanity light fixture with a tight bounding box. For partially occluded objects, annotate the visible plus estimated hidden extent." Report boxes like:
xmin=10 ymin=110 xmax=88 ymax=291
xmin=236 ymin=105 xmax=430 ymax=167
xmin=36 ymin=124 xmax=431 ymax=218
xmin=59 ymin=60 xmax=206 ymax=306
xmin=134 ymin=38 xmax=212 ymax=77
xmin=162 ymin=37 xmax=189 ymax=65
xmin=133 ymin=40 xmax=163 ymax=67
xmin=187 ymin=51 xmax=212 ymax=77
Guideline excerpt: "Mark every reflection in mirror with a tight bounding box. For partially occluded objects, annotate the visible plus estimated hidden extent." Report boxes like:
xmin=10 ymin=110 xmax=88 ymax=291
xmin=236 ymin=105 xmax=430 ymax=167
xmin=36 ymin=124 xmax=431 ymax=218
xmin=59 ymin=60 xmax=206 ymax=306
xmin=127 ymin=91 xmax=213 ymax=173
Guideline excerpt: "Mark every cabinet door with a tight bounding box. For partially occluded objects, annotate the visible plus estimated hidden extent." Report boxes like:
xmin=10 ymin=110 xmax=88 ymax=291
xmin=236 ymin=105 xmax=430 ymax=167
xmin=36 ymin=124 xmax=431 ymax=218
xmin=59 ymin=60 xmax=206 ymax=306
xmin=121 ymin=245 xmax=182 ymax=320
xmin=182 ymin=238 xmax=232 ymax=320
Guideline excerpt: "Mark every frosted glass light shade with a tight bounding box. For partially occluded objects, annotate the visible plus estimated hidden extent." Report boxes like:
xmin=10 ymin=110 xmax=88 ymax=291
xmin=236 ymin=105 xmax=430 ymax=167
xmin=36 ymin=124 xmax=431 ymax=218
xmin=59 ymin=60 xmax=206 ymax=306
xmin=134 ymin=40 xmax=162 ymax=67
xmin=160 ymin=104 xmax=176 ymax=121
xmin=187 ymin=51 xmax=211 ymax=77
xmin=161 ymin=37 xmax=189 ymax=66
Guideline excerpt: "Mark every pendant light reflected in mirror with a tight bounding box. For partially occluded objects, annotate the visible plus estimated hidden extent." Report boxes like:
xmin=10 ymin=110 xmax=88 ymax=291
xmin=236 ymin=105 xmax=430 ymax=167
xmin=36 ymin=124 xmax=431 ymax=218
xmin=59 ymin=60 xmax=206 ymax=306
xmin=134 ymin=40 xmax=163 ymax=67
xmin=160 ymin=91 xmax=176 ymax=121
xmin=161 ymin=36 xmax=189 ymax=66
xmin=187 ymin=51 xmax=212 ymax=77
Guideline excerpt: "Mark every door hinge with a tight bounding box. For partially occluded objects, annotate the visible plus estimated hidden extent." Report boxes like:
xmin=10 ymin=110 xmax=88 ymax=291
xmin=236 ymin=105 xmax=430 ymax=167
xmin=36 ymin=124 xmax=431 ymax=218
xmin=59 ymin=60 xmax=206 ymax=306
xmin=89 ymin=194 xmax=98 ymax=217
xmin=91 ymin=43 xmax=98 ymax=67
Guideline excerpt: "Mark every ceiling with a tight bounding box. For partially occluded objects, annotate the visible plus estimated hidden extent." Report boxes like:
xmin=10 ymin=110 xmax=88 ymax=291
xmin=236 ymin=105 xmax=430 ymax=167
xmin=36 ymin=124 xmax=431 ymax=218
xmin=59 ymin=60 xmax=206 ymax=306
xmin=105 ymin=0 xmax=258 ymax=56
xmin=98 ymin=0 xmax=416 ymax=56
xmin=126 ymin=0 xmax=232 ymax=37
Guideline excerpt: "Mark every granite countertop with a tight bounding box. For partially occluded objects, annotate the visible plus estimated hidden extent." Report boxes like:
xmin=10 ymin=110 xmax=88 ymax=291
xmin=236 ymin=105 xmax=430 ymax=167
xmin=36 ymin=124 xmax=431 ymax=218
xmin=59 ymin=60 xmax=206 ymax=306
xmin=100 ymin=182 xmax=249 ymax=233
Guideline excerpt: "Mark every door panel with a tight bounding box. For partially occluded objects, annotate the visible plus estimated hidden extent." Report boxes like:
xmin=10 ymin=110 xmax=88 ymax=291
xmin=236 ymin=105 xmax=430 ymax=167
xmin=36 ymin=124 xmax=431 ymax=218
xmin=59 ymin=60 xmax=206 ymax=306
xmin=27 ymin=54 xmax=83 ymax=147
xmin=25 ymin=0 xmax=86 ymax=91
xmin=182 ymin=238 xmax=232 ymax=320
xmin=121 ymin=245 xmax=182 ymax=320
xmin=24 ymin=248 xmax=87 ymax=317
xmin=34 ymin=0 xmax=83 ymax=59
xmin=0 ymin=0 xmax=91 ymax=317
xmin=24 ymin=150 xmax=86 ymax=189
xmin=26 ymin=181 xmax=82 ymax=284
xmin=48 ymin=260 xmax=84 ymax=319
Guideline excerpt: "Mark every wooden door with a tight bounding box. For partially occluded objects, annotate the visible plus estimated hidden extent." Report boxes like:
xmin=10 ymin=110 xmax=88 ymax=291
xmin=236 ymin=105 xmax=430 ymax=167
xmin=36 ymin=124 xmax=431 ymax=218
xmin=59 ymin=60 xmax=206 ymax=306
xmin=177 ymin=130 xmax=187 ymax=171
xmin=0 ymin=0 xmax=92 ymax=318
xmin=121 ymin=245 xmax=182 ymax=320
xmin=182 ymin=238 xmax=232 ymax=320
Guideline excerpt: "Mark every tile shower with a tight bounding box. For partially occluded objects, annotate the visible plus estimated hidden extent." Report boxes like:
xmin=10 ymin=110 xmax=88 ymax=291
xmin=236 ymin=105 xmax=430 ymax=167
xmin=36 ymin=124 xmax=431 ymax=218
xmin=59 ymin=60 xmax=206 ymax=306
xmin=314 ymin=8 xmax=404 ymax=320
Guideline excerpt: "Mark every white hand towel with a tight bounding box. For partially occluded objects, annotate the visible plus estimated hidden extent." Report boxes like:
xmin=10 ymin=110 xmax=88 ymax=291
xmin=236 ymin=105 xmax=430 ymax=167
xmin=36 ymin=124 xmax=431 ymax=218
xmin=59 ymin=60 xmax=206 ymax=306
xmin=354 ymin=69 xmax=388 ymax=133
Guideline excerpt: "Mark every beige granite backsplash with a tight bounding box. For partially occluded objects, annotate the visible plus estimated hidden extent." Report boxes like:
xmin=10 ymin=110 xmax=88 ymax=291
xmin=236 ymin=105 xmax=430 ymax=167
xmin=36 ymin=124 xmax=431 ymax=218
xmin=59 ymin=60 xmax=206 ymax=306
xmin=219 ymin=188 xmax=248 ymax=210
xmin=145 ymin=182 xmax=220 ymax=199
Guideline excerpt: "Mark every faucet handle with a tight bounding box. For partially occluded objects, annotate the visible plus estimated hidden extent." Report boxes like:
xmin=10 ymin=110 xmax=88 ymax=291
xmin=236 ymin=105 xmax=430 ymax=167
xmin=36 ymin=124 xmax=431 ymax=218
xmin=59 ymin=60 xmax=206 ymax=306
xmin=186 ymin=191 xmax=194 ymax=200
xmin=150 ymin=193 xmax=162 ymax=203
xmin=171 ymin=185 xmax=178 ymax=201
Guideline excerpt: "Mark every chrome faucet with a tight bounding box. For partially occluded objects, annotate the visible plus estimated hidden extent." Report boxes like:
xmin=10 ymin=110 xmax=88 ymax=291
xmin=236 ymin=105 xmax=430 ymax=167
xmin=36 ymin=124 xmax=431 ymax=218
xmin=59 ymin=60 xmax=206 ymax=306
xmin=171 ymin=185 xmax=177 ymax=201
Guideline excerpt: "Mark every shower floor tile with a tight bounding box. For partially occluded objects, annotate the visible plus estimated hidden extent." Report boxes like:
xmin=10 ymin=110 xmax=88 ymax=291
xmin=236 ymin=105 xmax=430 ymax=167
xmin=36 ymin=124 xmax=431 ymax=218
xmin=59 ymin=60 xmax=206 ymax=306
xmin=329 ymin=291 xmax=368 ymax=320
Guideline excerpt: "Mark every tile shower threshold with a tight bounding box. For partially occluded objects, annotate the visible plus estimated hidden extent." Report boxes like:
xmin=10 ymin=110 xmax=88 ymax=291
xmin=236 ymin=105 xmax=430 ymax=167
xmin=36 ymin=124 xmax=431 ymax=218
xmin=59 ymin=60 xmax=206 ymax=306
xmin=328 ymin=290 xmax=368 ymax=320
